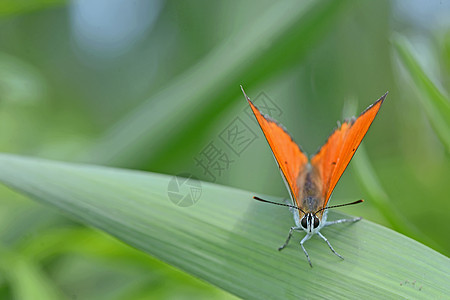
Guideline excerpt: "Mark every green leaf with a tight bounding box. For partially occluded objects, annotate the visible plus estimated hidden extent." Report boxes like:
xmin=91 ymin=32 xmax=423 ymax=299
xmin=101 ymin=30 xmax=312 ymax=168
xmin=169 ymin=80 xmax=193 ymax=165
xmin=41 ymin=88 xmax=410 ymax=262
xmin=0 ymin=154 xmax=448 ymax=298
xmin=393 ymin=34 xmax=450 ymax=152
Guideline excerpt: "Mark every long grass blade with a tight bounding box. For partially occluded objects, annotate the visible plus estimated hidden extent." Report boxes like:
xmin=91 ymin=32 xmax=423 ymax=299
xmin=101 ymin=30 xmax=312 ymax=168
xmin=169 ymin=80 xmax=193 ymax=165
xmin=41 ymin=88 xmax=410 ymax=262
xmin=0 ymin=154 xmax=448 ymax=299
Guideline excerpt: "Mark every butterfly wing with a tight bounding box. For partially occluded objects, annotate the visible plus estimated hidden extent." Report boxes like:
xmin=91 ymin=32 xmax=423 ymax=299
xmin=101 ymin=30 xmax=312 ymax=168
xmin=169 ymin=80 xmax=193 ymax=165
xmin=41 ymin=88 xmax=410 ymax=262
xmin=242 ymin=87 xmax=308 ymax=205
xmin=311 ymin=92 xmax=388 ymax=208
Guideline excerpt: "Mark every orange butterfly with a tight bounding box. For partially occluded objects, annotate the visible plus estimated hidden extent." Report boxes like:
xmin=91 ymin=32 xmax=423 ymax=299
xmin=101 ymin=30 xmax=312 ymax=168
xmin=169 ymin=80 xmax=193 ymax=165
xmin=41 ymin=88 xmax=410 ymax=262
xmin=242 ymin=86 xmax=387 ymax=267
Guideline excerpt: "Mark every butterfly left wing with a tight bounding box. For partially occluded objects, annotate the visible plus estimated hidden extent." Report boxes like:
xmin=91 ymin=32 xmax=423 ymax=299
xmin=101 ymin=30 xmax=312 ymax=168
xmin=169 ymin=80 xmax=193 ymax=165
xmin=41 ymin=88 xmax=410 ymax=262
xmin=311 ymin=92 xmax=388 ymax=208
xmin=242 ymin=87 xmax=308 ymax=205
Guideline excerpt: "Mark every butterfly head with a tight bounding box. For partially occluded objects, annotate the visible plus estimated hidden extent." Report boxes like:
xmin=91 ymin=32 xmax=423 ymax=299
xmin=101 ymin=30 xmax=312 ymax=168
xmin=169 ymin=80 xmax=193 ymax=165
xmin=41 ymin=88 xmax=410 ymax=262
xmin=300 ymin=212 xmax=322 ymax=233
xmin=252 ymin=196 xmax=363 ymax=234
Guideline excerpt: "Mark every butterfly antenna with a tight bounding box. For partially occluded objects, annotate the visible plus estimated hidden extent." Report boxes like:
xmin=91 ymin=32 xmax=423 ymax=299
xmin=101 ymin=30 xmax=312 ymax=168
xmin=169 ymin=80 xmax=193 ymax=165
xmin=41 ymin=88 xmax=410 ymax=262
xmin=253 ymin=196 xmax=306 ymax=214
xmin=315 ymin=199 xmax=364 ymax=215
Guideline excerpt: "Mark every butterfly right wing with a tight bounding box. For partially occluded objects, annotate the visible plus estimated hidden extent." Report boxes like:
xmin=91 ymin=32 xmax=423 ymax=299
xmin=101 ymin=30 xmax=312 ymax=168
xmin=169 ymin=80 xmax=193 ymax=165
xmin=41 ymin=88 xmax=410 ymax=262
xmin=311 ymin=92 xmax=387 ymax=208
xmin=242 ymin=87 xmax=308 ymax=206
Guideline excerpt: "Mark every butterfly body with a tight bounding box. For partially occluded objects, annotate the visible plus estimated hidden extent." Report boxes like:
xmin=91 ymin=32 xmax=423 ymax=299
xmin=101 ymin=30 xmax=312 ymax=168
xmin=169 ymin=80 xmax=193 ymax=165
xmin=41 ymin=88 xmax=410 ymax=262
xmin=242 ymin=86 xmax=387 ymax=267
xmin=297 ymin=164 xmax=322 ymax=212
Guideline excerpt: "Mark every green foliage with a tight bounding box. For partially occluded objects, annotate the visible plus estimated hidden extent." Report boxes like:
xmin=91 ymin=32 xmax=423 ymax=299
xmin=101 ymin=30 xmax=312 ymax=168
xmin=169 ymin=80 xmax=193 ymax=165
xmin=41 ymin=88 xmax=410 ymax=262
xmin=80 ymin=0 xmax=349 ymax=167
xmin=393 ymin=34 xmax=450 ymax=152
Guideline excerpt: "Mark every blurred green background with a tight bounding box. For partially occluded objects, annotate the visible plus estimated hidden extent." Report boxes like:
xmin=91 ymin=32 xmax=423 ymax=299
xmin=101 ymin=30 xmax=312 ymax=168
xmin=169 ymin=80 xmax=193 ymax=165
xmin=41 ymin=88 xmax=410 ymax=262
xmin=0 ymin=0 xmax=449 ymax=299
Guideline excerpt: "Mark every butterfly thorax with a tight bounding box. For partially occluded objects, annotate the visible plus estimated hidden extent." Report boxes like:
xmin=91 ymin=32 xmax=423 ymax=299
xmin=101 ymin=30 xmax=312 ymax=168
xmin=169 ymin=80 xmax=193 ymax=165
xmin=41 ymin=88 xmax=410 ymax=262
xmin=296 ymin=163 xmax=325 ymax=219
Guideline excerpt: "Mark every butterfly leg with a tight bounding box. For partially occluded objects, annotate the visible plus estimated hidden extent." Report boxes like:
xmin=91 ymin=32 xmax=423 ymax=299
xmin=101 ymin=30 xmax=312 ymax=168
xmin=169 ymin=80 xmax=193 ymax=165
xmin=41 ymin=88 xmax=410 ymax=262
xmin=317 ymin=231 xmax=343 ymax=260
xmin=323 ymin=217 xmax=362 ymax=227
xmin=278 ymin=226 xmax=301 ymax=251
xmin=300 ymin=234 xmax=313 ymax=267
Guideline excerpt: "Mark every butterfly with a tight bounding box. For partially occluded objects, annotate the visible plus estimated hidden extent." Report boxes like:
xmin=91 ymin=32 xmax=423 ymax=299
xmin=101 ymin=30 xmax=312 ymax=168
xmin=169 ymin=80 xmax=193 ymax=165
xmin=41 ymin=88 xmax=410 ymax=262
xmin=242 ymin=86 xmax=387 ymax=267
